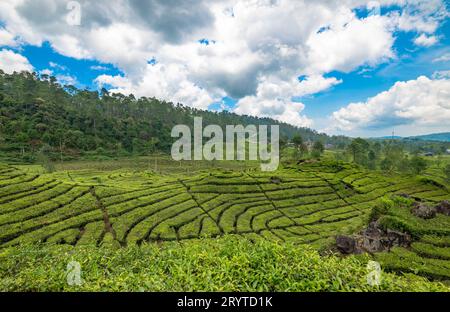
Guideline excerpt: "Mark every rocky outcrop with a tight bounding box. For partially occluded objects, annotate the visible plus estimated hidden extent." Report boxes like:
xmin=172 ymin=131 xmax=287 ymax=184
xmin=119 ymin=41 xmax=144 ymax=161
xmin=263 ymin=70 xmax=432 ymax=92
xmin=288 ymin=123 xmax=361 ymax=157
xmin=335 ymin=221 xmax=411 ymax=254
xmin=336 ymin=235 xmax=357 ymax=254
xmin=411 ymin=202 xmax=437 ymax=219
xmin=435 ymin=200 xmax=450 ymax=216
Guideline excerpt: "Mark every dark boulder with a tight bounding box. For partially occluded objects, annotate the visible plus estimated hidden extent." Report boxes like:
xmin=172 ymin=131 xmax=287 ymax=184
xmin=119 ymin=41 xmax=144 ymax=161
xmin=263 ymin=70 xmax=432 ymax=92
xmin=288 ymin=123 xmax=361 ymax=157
xmin=385 ymin=229 xmax=411 ymax=248
xmin=336 ymin=235 xmax=357 ymax=254
xmin=435 ymin=200 xmax=450 ymax=216
xmin=336 ymin=221 xmax=412 ymax=255
xmin=361 ymin=222 xmax=411 ymax=252
xmin=411 ymin=202 xmax=436 ymax=219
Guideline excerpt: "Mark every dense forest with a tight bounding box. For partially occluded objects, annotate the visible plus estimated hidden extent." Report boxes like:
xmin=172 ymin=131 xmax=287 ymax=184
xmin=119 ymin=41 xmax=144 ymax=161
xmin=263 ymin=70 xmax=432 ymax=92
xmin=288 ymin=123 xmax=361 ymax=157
xmin=0 ymin=71 xmax=350 ymax=161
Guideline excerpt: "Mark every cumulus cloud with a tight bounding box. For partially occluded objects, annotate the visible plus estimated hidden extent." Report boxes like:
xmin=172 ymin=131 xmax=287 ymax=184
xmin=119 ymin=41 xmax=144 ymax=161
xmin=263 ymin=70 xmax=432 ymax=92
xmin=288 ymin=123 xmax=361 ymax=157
xmin=414 ymin=33 xmax=438 ymax=47
xmin=305 ymin=14 xmax=395 ymax=74
xmin=393 ymin=0 xmax=448 ymax=34
xmin=329 ymin=76 xmax=450 ymax=134
xmin=0 ymin=28 xmax=17 ymax=46
xmin=55 ymin=74 xmax=77 ymax=86
xmin=95 ymin=63 xmax=215 ymax=109
xmin=0 ymin=0 xmax=448 ymax=127
xmin=39 ymin=68 xmax=53 ymax=76
xmin=0 ymin=49 xmax=33 ymax=73
xmin=234 ymin=75 xmax=341 ymax=127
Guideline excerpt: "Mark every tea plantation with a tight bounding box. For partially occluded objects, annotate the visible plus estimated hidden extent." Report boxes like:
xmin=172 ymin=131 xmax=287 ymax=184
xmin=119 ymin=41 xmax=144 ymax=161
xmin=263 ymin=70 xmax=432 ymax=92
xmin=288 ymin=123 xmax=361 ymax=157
xmin=0 ymin=160 xmax=449 ymax=291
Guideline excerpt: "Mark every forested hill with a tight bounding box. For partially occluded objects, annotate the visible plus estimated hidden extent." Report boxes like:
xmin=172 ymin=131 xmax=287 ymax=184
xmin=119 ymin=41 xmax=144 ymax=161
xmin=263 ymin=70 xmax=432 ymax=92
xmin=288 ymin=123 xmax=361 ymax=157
xmin=0 ymin=71 xmax=346 ymax=160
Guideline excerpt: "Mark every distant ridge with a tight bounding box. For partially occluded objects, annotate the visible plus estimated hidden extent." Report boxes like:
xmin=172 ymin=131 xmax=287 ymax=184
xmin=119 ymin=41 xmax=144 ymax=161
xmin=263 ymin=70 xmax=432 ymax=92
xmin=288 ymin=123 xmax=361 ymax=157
xmin=408 ymin=132 xmax=450 ymax=142
xmin=371 ymin=132 xmax=450 ymax=142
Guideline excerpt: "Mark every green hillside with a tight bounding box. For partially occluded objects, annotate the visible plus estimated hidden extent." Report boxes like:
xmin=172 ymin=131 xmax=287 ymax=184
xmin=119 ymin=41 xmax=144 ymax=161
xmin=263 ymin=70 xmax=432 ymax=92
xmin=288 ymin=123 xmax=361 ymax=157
xmin=409 ymin=133 xmax=450 ymax=142
xmin=0 ymin=159 xmax=449 ymax=290
xmin=0 ymin=71 xmax=347 ymax=161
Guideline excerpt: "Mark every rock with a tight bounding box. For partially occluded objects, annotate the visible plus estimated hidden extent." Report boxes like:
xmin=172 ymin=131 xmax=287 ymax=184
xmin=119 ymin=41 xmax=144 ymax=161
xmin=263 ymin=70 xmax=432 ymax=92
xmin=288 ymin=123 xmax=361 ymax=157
xmin=435 ymin=200 xmax=450 ymax=216
xmin=336 ymin=235 xmax=357 ymax=254
xmin=385 ymin=229 xmax=411 ymax=248
xmin=362 ymin=236 xmax=384 ymax=253
xmin=336 ymin=221 xmax=412 ymax=255
xmin=411 ymin=202 xmax=436 ymax=219
xmin=360 ymin=222 xmax=384 ymax=252
xmin=270 ymin=177 xmax=281 ymax=184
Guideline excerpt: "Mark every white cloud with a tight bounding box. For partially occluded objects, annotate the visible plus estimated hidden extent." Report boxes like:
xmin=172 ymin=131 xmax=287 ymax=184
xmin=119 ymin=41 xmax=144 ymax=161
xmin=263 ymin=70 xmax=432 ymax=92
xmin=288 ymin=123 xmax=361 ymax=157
xmin=39 ymin=68 xmax=53 ymax=76
xmin=0 ymin=0 xmax=448 ymax=127
xmin=432 ymin=70 xmax=450 ymax=79
xmin=388 ymin=0 xmax=448 ymax=35
xmin=49 ymin=61 xmax=67 ymax=71
xmin=414 ymin=33 xmax=438 ymax=47
xmin=0 ymin=49 xmax=33 ymax=73
xmin=95 ymin=63 xmax=214 ymax=109
xmin=233 ymin=75 xmax=341 ymax=127
xmin=305 ymin=14 xmax=395 ymax=74
xmin=90 ymin=65 xmax=109 ymax=71
xmin=0 ymin=28 xmax=16 ymax=46
xmin=55 ymin=74 xmax=77 ymax=86
xmin=433 ymin=52 xmax=450 ymax=63
xmin=328 ymin=76 xmax=450 ymax=135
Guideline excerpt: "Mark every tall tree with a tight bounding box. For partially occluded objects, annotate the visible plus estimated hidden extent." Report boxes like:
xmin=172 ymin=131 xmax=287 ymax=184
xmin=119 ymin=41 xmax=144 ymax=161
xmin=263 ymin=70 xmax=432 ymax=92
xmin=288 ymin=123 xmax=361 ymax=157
xmin=311 ymin=141 xmax=324 ymax=159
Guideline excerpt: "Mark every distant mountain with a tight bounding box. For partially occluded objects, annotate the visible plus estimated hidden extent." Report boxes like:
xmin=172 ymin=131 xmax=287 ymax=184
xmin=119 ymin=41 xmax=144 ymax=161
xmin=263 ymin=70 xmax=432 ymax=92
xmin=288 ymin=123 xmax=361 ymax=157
xmin=371 ymin=132 xmax=450 ymax=142
xmin=408 ymin=132 xmax=450 ymax=142
xmin=371 ymin=135 xmax=403 ymax=140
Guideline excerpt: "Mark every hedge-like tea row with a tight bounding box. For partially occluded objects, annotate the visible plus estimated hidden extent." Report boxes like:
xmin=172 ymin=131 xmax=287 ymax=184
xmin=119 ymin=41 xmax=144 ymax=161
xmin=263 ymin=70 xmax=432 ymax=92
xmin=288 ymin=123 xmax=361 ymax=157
xmin=0 ymin=162 xmax=448 ymax=252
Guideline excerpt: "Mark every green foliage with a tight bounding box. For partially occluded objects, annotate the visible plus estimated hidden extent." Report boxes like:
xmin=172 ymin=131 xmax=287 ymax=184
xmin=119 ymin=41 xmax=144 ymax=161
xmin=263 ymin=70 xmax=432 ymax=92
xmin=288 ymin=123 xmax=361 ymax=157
xmin=444 ymin=164 xmax=450 ymax=182
xmin=0 ymin=236 xmax=448 ymax=292
xmin=411 ymin=242 xmax=450 ymax=260
xmin=0 ymin=72 xmax=343 ymax=160
xmin=375 ymin=247 xmax=450 ymax=280
xmin=370 ymin=195 xmax=450 ymax=280
xmin=0 ymin=160 xmax=449 ymax=290
xmin=311 ymin=141 xmax=324 ymax=159
xmin=36 ymin=145 xmax=55 ymax=173
xmin=410 ymin=156 xmax=428 ymax=175
xmin=292 ymin=135 xmax=308 ymax=159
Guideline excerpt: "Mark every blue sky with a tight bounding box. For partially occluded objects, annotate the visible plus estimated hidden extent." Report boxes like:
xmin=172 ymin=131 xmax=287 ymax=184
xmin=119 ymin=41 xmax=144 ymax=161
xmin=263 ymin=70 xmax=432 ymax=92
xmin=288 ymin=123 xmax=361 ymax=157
xmin=0 ymin=0 xmax=449 ymax=137
xmin=20 ymin=42 xmax=122 ymax=89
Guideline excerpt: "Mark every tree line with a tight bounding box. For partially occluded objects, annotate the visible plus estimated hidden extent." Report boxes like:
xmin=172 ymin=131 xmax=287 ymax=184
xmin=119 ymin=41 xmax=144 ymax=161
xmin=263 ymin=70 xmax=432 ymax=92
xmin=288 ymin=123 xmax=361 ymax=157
xmin=0 ymin=71 xmax=349 ymax=162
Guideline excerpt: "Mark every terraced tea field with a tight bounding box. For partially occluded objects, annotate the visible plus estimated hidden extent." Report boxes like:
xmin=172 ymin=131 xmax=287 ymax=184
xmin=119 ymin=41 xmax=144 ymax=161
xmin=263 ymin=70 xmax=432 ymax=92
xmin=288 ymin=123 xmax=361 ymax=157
xmin=1 ymin=161 xmax=448 ymax=251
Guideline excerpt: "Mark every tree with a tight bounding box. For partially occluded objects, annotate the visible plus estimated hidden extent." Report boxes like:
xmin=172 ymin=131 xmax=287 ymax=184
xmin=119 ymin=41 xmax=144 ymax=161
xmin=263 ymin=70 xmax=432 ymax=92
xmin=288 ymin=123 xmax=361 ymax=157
xmin=292 ymin=135 xmax=308 ymax=159
xmin=372 ymin=141 xmax=382 ymax=158
xmin=380 ymin=158 xmax=394 ymax=172
xmin=382 ymin=142 xmax=405 ymax=172
xmin=397 ymin=155 xmax=411 ymax=173
xmin=292 ymin=135 xmax=303 ymax=148
xmin=36 ymin=145 xmax=55 ymax=173
xmin=367 ymin=150 xmax=376 ymax=170
xmin=410 ymin=156 xmax=427 ymax=175
xmin=311 ymin=141 xmax=324 ymax=159
xmin=0 ymin=71 xmax=354 ymax=161
xmin=347 ymin=138 xmax=369 ymax=165
xmin=279 ymin=135 xmax=288 ymax=151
